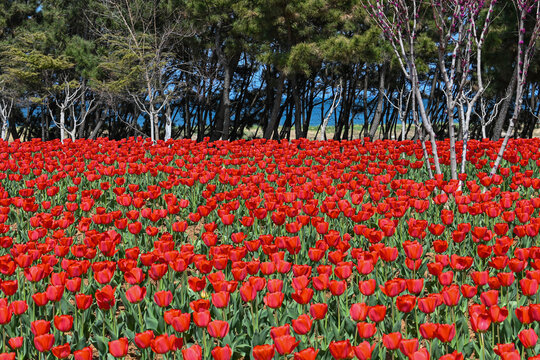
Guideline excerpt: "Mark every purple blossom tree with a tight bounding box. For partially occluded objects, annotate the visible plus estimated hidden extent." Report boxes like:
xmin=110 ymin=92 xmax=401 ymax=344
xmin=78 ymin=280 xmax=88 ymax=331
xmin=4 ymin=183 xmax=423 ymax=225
xmin=361 ymin=0 xmax=443 ymax=177
xmin=431 ymin=0 xmax=497 ymax=181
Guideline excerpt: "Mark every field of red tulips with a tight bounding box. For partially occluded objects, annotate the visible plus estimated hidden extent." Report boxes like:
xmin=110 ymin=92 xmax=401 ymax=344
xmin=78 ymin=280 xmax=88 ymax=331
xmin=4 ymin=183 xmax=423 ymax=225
xmin=0 ymin=137 xmax=539 ymax=360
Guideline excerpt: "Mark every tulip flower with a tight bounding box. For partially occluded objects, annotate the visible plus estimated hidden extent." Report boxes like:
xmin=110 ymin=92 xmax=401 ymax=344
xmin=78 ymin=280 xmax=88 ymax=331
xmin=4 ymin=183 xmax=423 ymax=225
xmin=51 ymin=343 xmax=71 ymax=359
xmin=53 ymin=315 xmax=73 ymax=332
xmin=309 ymin=303 xmax=328 ymax=320
xmin=291 ymin=314 xmax=313 ymax=335
xmin=135 ymin=330 xmax=154 ymax=349
xmin=252 ymin=345 xmax=275 ymax=360
xmin=382 ymin=332 xmax=402 ymax=350
xmin=34 ymin=334 xmax=55 ymax=353
xmin=182 ymin=344 xmax=202 ymax=360
xmin=108 ymin=338 xmax=128 ymax=358
xmin=273 ymin=335 xmax=300 ymax=355
xmin=518 ymin=328 xmax=538 ymax=348
xmin=353 ymin=341 xmax=375 ymax=360
xmin=211 ymin=345 xmax=232 ymax=360
xmin=328 ymin=340 xmax=353 ymax=360
xmin=207 ymin=320 xmax=230 ymax=338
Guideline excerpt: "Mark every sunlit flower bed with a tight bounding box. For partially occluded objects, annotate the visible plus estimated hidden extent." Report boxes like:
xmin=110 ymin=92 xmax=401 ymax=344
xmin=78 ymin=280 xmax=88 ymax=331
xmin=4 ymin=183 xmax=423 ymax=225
xmin=0 ymin=137 xmax=539 ymax=360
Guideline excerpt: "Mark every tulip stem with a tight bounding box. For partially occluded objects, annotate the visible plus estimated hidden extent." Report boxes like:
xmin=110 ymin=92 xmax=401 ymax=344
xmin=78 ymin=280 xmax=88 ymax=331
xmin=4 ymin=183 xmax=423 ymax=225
xmin=414 ymin=308 xmax=419 ymax=339
xmin=138 ymin=303 xmax=144 ymax=330
xmin=337 ymin=297 xmax=341 ymax=331
xmin=479 ymin=332 xmax=485 ymax=360
xmin=250 ymin=302 xmax=258 ymax=330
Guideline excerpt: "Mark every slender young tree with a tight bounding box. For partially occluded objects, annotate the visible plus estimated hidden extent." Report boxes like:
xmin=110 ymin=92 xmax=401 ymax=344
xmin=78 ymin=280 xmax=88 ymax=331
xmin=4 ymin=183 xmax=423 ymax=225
xmin=96 ymin=0 xmax=187 ymax=143
xmin=490 ymin=0 xmax=540 ymax=175
xmin=362 ymin=0 xmax=442 ymax=177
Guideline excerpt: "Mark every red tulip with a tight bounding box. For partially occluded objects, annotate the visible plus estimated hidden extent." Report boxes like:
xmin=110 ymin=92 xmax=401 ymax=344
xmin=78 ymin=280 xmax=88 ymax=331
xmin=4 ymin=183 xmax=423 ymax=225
xmin=73 ymin=347 xmax=92 ymax=360
xmin=52 ymin=343 xmax=71 ymax=359
xmin=435 ymin=324 xmax=455 ymax=343
xmin=367 ymin=305 xmax=386 ymax=322
xmin=353 ymin=341 xmax=375 ymax=360
xmin=500 ymin=351 xmax=521 ymax=360
xmin=211 ymin=291 xmax=230 ymax=308
xmin=396 ymin=295 xmax=416 ymax=313
xmin=54 ymin=315 xmax=73 ymax=332
xmin=9 ymin=300 xmax=27 ymax=315
xmin=270 ymin=325 xmax=290 ymax=341
xmin=399 ymin=338 xmax=419 ymax=358
xmin=8 ymin=337 xmax=23 ymax=350
xmin=403 ymin=241 xmax=423 ymax=260
xmin=150 ymin=334 xmax=171 ymax=354
xmin=438 ymin=350 xmax=464 ymax=360
xmin=493 ymin=343 xmax=516 ymax=357
xmin=357 ymin=322 xmax=377 ymax=339
xmin=382 ymin=332 xmax=402 ymax=350
xmin=329 ymin=280 xmax=347 ymax=296
xmin=519 ymin=278 xmax=538 ymax=297
xmin=239 ymin=283 xmax=257 ymax=302
xmin=406 ymin=278 xmax=424 ymax=294
xmin=309 ymin=303 xmax=327 ymax=320
xmin=471 ymin=271 xmax=489 ymax=286
xmin=418 ymin=296 xmax=438 ymax=314
xmin=515 ymin=306 xmax=533 ymax=324
xmin=488 ymin=305 xmax=508 ymax=323
xmin=441 ymin=285 xmax=460 ymax=307
xmin=480 ymin=290 xmax=499 ymax=306
xmin=359 ymin=279 xmax=377 ymax=296
xmin=188 ymin=276 xmax=206 ymax=292
xmin=518 ymin=328 xmax=538 ymax=348
xmin=292 ymin=348 xmax=318 ymax=360
xmin=182 ymin=344 xmax=202 ymax=360
xmin=274 ymin=335 xmax=300 ymax=355
xmin=328 ymin=340 xmax=354 ymax=360
xmin=470 ymin=312 xmax=491 ymax=332
xmin=0 ymin=306 xmax=12 ymax=325
xmin=291 ymin=314 xmax=313 ymax=335
xmin=171 ymin=313 xmax=191 ymax=332
xmin=34 ymin=334 xmax=55 ymax=353
xmin=95 ymin=285 xmax=116 ymax=310
xmin=193 ymin=310 xmax=211 ymax=327
xmin=419 ymin=323 xmax=438 ymax=340
xmin=291 ymin=288 xmax=314 ymax=304
xmin=252 ymin=345 xmax=275 ymax=360
xmin=207 ymin=320 xmax=230 ymax=338
xmin=349 ymin=303 xmax=368 ymax=322
xmin=263 ymin=292 xmax=284 ymax=308
xmin=211 ymin=345 xmax=232 ymax=360
xmin=154 ymin=290 xmax=173 ymax=307
xmin=31 ymin=320 xmax=51 ymax=336
xmin=134 ymin=330 xmax=154 ymax=349
xmin=190 ymin=299 xmax=210 ymax=312
xmin=380 ymin=279 xmax=406 ymax=297
xmin=411 ymin=348 xmax=430 ymax=360
xmin=108 ymin=338 xmax=128 ymax=358
xmin=460 ymin=284 xmax=477 ymax=298
xmin=125 ymin=285 xmax=146 ymax=304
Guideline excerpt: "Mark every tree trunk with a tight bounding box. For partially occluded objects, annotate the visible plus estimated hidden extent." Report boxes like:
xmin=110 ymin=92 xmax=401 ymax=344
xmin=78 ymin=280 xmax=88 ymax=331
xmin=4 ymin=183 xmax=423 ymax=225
xmin=492 ymin=67 xmax=517 ymax=141
xmin=165 ymin=105 xmax=172 ymax=141
xmin=59 ymin=109 xmax=66 ymax=143
xmin=264 ymin=73 xmax=285 ymax=140
xmin=368 ymin=63 xmax=387 ymax=139
xmin=89 ymin=110 xmax=104 ymax=140
xmin=0 ymin=99 xmax=12 ymax=141
xmin=291 ymin=75 xmax=303 ymax=139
